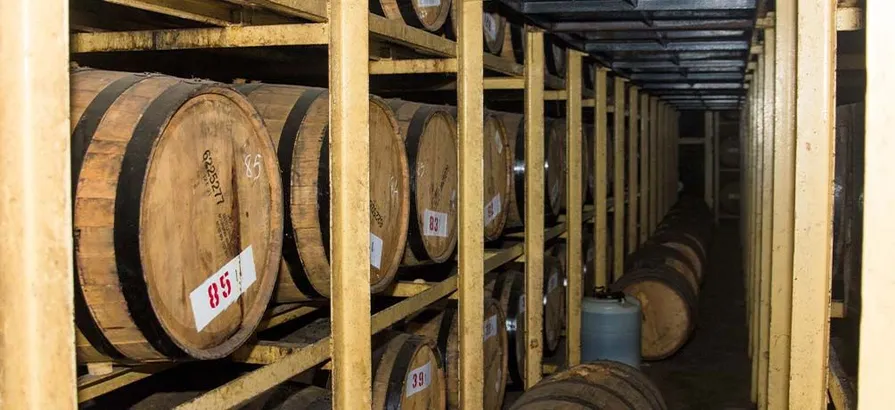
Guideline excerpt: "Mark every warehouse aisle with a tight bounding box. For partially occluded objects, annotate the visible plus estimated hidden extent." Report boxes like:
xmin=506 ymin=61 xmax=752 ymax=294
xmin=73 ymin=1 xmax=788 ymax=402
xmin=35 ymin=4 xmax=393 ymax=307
xmin=641 ymin=221 xmax=753 ymax=409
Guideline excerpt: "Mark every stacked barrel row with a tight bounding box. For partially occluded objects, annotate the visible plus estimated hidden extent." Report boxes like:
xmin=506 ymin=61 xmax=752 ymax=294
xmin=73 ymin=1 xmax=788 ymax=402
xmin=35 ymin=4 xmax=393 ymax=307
xmin=238 ymin=296 xmax=511 ymax=410
xmin=611 ymin=197 xmax=713 ymax=360
xmin=368 ymin=0 xmax=588 ymax=80
xmin=69 ymin=69 xmax=572 ymax=371
xmin=485 ymin=249 xmax=569 ymax=389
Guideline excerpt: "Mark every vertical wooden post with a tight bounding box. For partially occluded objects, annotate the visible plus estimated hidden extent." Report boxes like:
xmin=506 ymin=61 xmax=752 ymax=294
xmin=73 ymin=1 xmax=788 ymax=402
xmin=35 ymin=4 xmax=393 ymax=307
xmin=565 ymin=50 xmax=583 ymax=367
xmin=743 ymin=85 xmax=754 ymax=327
xmin=456 ymin=0 xmax=485 ymax=404
xmin=639 ymin=93 xmax=650 ymax=243
xmin=705 ymin=112 xmax=715 ymax=208
xmin=523 ymin=27 xmax=545 ymax=389
xmin=627 ymin=86 xmax=639 ymax=251
xmin=859 ymin=1 xmax=895 ymax=407
xmin=612 ymin=77 xmax=626 ymax=277
xmin=0 ymin=1 xmax=75 ymax=408
xmin=329 ymin=0 xmax=372 ymax=407
xmin=649 ymin=97 xmax=659 ymax=233
xmin=593 ymin=68 xmax=609 ymax=290
xmin=789 ymin=0 xmax=835 ymax=407
xmin=768 ymin=3 xmax=796 ymax=407
xmin=751 ymin=50 xmax=765 ymax=404
xmin=757 ymin=27 xmax=776 ymax=409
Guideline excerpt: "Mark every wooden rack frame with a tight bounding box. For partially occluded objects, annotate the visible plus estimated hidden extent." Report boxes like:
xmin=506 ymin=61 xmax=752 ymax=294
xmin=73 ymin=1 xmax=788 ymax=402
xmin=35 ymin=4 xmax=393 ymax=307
xmin=1 ymin=0 xmax=684 ymax=408
xmin=743 ymin=2 xmax=888 ymax=409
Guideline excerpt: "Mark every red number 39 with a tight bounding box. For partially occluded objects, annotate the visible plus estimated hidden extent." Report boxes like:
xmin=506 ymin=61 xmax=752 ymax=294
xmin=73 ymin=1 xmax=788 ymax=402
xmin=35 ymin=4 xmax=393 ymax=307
xmin=412 ymin=372 xmax=425 ymax=388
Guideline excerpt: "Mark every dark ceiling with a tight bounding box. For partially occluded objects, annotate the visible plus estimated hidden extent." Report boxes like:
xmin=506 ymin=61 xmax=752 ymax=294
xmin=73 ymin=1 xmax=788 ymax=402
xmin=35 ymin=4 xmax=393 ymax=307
xmin=500 ymin=0 xmax=758 ymax=111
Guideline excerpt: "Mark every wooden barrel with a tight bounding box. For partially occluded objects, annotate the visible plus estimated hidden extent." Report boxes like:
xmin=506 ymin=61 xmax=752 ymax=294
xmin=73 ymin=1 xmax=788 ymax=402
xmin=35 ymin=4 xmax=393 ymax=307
xmin=719 ymin=138 xmax=740 ymax=168
xmin=611 ymin=266 xmax=698 ymax=360
xmin=510 ymin=24 xmax=525 ymax=64
xmin=583 ymin=236 xmax=597 ymax=295
xmin=483 ymin=113 xmax=512 ymax=240
xmin=545 ymin=36 xmax=566 ymax=77
xmin=249 ymin=333 xmax=447 ymax=410
xmin=239 ymin=84 xmax=410 ymax=302
xmin=510 ymin=362 xmax=667 ymax=410
xmin=648 ymin=231 xmax=706 ymax=284
xmin=545 ymin=119 xmax=567 ymax=219
xmin=372 ymin=333 xmax=448 ymax=409
xmin=509 ymin=25 xmax=568 ymax=77
xmin=405 ymin=299 xmax=509 ymax=410
xmin=446 ymin=6 xmax=505 ymax=55
xmin=625 ymin=243 xmax=700 ymax=295
xmin=583 ymin=61 xmax=597 ymax=90
xmin=555 ymin=121 xmax=589 ymax=211
xmin=542 ymin=255 xmax=566 ymax=354
xmin=496 ymin=112 xmax=566 ymax=228
xmin=388 ymin=100 xmax=458 ymax=265
xmin=371 ymin=0 xmax=451 ymax=32
xmin=70 ymin=69 xmax=283 ymax=363
xmin=487 ymin=270 xmax=526 ymax=386
xmin=719 ymin=182 xmax=740 ymax=214
xmin=251 ymin=385 xmax=333 ymax=409
xmin=585 ymin=123 xmax=596 ymax=204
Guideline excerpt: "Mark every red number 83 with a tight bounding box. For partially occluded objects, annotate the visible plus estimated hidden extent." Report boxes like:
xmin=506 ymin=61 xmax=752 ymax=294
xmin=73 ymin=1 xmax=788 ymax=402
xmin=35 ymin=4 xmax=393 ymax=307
xmin=207 ymin=271 xmax=233 ymax=309
xmin=429 ymin=216 xmax=439 ymax=232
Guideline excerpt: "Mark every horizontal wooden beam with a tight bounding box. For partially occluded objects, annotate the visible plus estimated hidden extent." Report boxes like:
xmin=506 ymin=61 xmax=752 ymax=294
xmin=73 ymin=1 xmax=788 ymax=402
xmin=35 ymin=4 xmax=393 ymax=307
xmin=369 ymin=58 xmax=457 ymax=74
xmin=484 ymin=77 xmax=525 ymax=89
xmin=71 ymin=23 xmax=328 ymax=52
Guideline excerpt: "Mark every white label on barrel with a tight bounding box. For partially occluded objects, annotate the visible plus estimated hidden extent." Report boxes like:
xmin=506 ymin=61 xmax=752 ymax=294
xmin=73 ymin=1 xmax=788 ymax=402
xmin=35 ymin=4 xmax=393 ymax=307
xmin=423 ymin=209 xmax=449 ymax=237
xmin=483 ymin=13 xmax=498 ymax=41
xmin=485 ymin=194 xmax=502 ymax=225
xmin=548 ymin=273 xmax=559 ymax=293
xmin=370 ymin=233 xmax=383 ymax=269
xmin=519 ymin=295 xmax=525 ymax=313
xmin=418 ymin=0 xmax=440 ymax=6
xmin=190 ymin=246 xmax=257 ymax=332
xmin=494 ymin=130 xmax=503 ymax=153
xmin=405 ymin=361 xmax=432 ymax=397
xmin=484 ymin=314 xmax=498 ymax=341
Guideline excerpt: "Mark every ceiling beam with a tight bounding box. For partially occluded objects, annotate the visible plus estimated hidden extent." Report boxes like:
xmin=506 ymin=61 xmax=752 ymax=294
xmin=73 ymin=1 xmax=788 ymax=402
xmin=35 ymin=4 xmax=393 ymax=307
xmin=585 ymin=30 xmax=746 ymax=41
xmin=586 ymin=40 xmax=748 ymax=52
xmin=523 ymin=0 xmax=755 ymax=14
xmin=630 ymin=72 xmax=744 ymax=81
xmin=551 ymin=19 xmax=753 ymax=32
xmin=611 ymin=59 xmax=745 ymax=69
xmin=641 ymin=82 xmax=745 ymax=90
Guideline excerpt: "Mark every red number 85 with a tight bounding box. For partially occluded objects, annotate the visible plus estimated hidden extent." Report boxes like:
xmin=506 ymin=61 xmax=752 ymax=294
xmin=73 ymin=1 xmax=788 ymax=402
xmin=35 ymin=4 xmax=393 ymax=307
xmin=208 ymin=271 xmax=233 ymax=309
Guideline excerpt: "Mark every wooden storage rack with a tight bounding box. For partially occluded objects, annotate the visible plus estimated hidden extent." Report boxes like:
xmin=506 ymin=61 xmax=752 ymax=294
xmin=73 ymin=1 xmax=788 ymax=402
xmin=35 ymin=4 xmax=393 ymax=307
xmin=1 ymin=0 xmax=684 ymax=408
xmin=741 ymin=1 xmax=895 ymax=409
